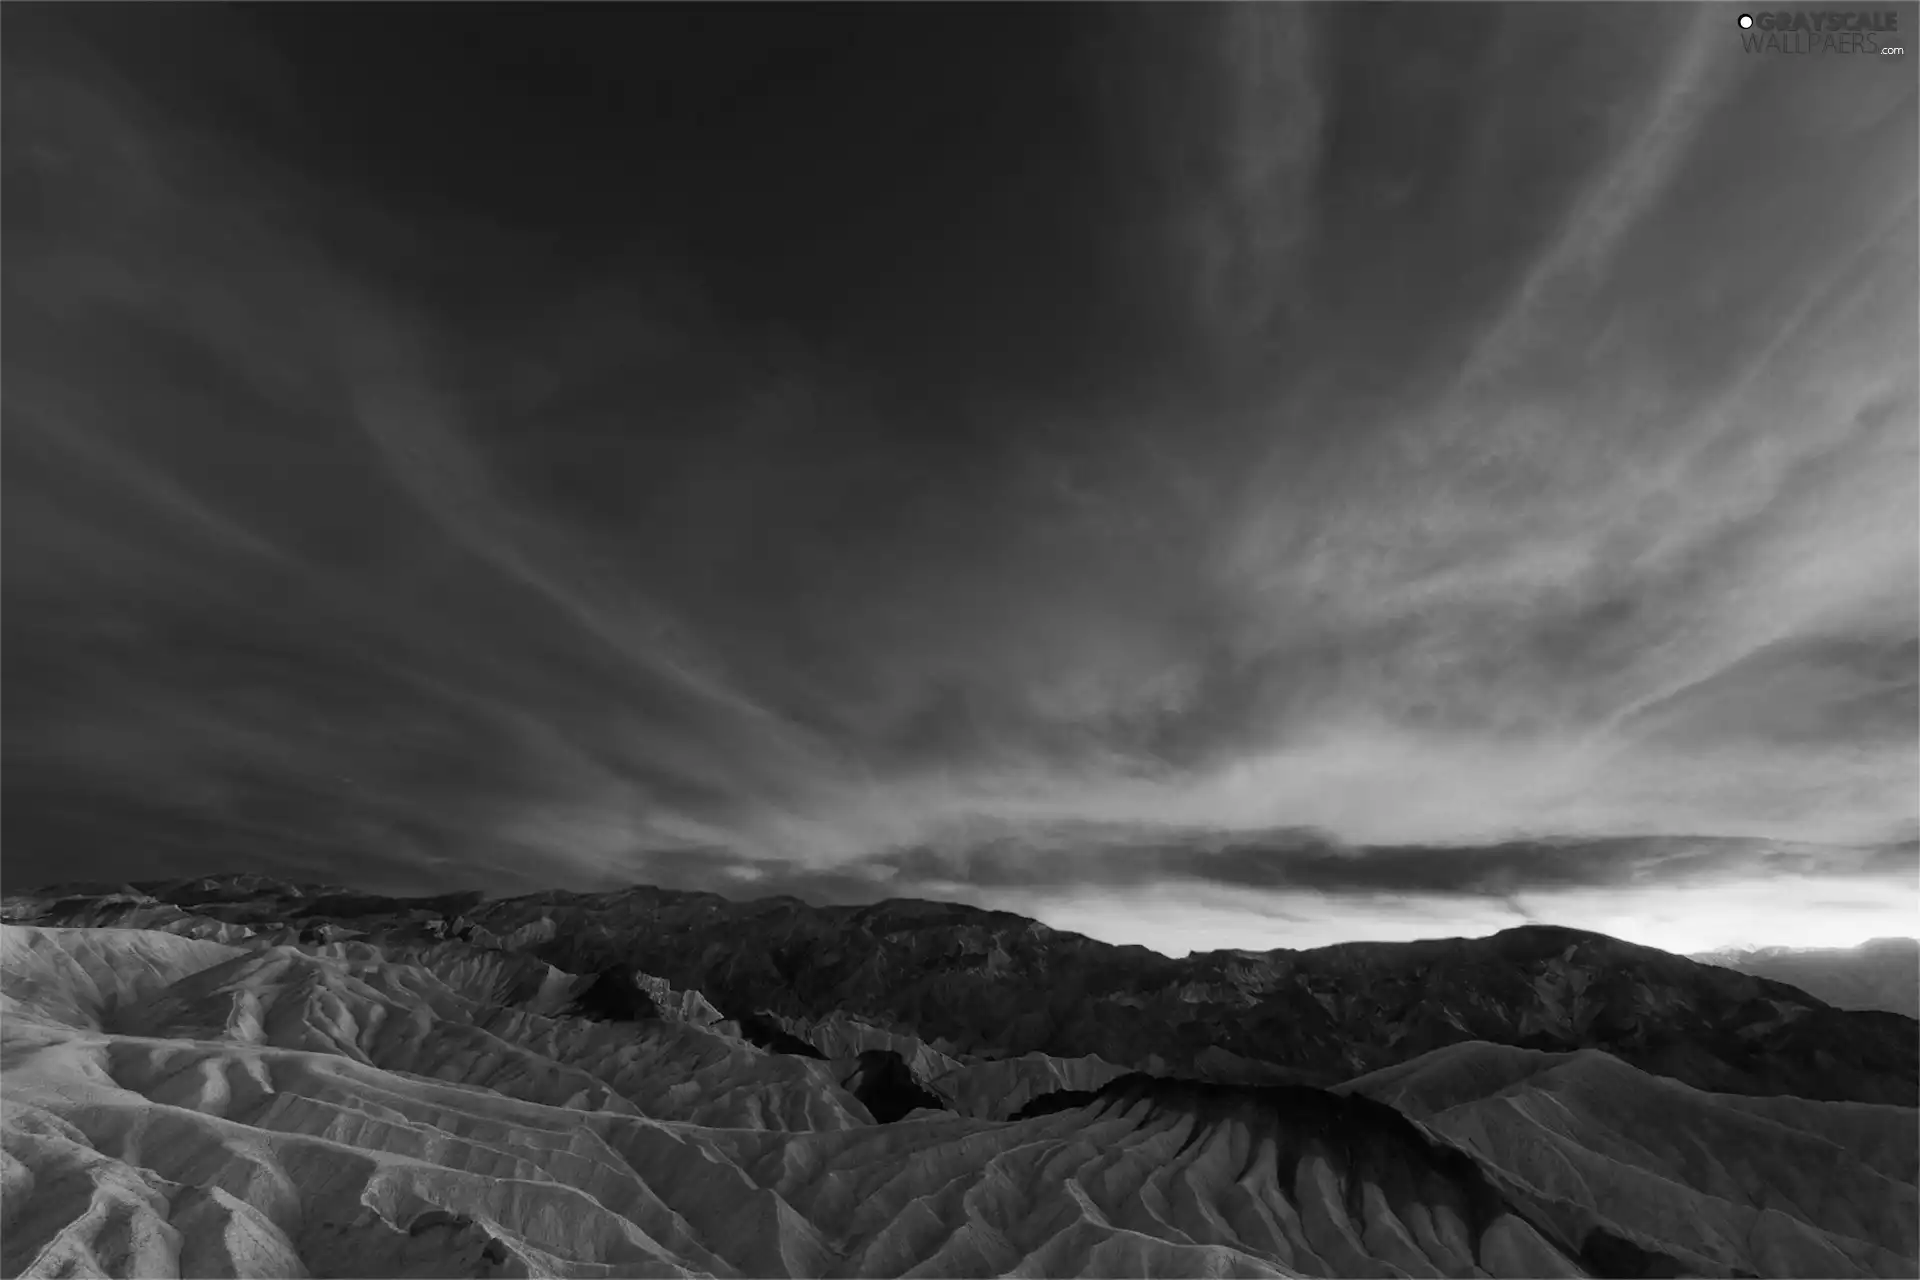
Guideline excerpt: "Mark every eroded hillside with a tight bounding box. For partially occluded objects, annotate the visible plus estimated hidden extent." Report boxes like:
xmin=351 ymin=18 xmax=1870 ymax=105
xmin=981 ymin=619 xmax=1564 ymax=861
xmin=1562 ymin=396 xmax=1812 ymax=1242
xmin=2 ymin=878 xmax=1915 ymax=1278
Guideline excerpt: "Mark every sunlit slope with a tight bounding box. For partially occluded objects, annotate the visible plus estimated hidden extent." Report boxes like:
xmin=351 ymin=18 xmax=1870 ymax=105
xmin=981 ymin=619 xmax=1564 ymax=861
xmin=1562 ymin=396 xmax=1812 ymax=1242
xmin=13 ymin=879 xmax=1917 ymax=1105
xmin=464 ymin=887 xmax=1920 ymax=1104
xmin=103 ymin=938 xmax=874 ymax=1133
xmin=0 ymin=926 xmax=245 ymax=1031
xmin=781 ymin=1009 xmax=1133 ymax=1119
xmin=929 ymin=1050 xmax=1132 ymax=1121
xmin=5 ymin=924 xmax=1619 ymax=1279
xmin=1339 ymin=1040 xmax=1918 ymax=1278
xmin=7 ymin=906 xmax=1917 ymax=1278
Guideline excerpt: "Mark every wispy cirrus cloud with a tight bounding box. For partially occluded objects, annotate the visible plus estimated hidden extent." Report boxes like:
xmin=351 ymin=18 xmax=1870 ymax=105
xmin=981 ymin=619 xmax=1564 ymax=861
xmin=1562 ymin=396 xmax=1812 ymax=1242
xmin=3 ymin=6 xmax=1913 ymax=951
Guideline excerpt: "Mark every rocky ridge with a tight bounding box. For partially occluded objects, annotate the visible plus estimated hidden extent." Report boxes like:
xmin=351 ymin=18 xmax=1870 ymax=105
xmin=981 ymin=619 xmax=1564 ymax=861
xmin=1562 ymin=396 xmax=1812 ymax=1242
xmin=1692 ymin=938 xmax=1919 ymax=1019
xmin=44 ymin=874 xmax=1905 ymax=1105
xmin=1 ymin=875 xmax=1914 ymax=1278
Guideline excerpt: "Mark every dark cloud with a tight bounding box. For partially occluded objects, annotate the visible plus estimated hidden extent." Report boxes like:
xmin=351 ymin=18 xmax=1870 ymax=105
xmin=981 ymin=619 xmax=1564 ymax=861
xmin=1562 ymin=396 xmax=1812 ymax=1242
xmin=2 ymin=5 xmax=1914 ymax=950
xmin=577 ymin=832 xmax=1919 ymax=916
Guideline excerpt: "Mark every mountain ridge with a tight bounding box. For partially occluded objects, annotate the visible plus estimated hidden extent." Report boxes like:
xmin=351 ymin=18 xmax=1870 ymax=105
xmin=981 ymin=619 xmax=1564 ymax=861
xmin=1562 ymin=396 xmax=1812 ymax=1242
xmin=2 ymin=876 xmax=1915 ymax=1277
xmin=8 ymin=874 xmax=1916 ymax=1108
xmin=1691 ymin=937 xmax=1918 ymax=1018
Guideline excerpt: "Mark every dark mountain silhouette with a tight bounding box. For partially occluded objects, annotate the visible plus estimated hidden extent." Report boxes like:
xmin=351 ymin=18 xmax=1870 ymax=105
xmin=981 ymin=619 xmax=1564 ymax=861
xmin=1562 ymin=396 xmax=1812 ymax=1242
xmin=4 ymin=875 xmax=1913 ymax=1277
xmin=12 ymin=874 xmax=1914 ymax=1108
xmin=482 ymin=886 xmax=1919 ymax=1106
xmin=734 ymin=1009 xmax=829 ymax=1059
xmin=561 ymin=965 xmax=661 ymax=1022
xmin=839 ymin=1048 xmax=948 ymax=1122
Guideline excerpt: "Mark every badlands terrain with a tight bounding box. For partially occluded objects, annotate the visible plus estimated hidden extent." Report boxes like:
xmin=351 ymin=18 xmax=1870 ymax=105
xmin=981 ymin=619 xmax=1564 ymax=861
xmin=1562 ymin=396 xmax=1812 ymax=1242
xmin=1690 ymin=939 xmax=1920 ymax=1020
xmin=1 ymin=877 xmax=1915 ymax=1278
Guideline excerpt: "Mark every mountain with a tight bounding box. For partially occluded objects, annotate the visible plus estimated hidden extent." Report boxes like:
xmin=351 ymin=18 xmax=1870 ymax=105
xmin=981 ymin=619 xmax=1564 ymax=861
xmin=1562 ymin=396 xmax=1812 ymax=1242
xmin=1336 ymin=1041 xmax=1916 ymax=1277
xmin=1691 ymin=938 xmax=1919 ymax=1018
xmin=487 ymin=887 xmax=1917 ymax=1106
xmin=37 ymin=875 xmax=1904 ymax=1105
xmin=1 ymin=876 xmax=1915 ymax=1278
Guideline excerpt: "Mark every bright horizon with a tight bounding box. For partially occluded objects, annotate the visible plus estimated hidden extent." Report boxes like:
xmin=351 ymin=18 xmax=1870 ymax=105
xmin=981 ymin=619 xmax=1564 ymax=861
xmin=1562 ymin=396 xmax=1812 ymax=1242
xmin=27 ymin=862 xmax=1915 ymax=962
xmin=5 ymin=6 xmax=1914 ymax=950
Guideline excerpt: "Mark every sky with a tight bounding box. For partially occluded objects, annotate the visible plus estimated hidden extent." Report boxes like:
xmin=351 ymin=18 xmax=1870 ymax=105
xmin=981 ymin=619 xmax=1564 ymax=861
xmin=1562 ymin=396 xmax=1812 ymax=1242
xmin=4 ymin=3 xmax=1916 ymax=955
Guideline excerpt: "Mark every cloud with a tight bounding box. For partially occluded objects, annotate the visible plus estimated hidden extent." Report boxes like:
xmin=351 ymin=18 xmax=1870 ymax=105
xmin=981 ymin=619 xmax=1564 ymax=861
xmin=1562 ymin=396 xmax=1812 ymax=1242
xmin=0 ymin=38 xmax=843 ymax=892
xmin=1455 ymin=6 xmax=1729 ymax=388
xmin=546 ymin=831 xmax=1917 ymax=957
xmin=3 ymin=8 xmax=1913 ymax=955
xmin=565 ymin=824 xmax=1914 ymax=907
xmin=1183 ymin=4 xmax=1324 ymax=342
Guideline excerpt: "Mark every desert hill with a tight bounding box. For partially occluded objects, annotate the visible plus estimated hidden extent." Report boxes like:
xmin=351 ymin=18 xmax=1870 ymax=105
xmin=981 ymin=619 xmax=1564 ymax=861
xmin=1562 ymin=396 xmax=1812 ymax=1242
xmin=23 ymin=874 xmax=1908 ymax=1106
xmin=0 ymin=923 xmax=1597 ymax=1277
xmin=1337 ymin=1041 xmax=1916 ymax=1277
xmin=1691 ymin=939 xmax=1919 ymax=1019
xmin=2 ymin=878 xmax=1915 ymax=1278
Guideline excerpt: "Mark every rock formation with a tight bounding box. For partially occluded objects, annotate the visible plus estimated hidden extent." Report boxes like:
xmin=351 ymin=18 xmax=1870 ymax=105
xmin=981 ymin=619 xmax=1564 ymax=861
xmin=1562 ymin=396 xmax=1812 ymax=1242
xmin=1 ymin=877 xmax=1913 ymax=1278
xmin=1692 ymin=938 xmax=1920 ymax=1019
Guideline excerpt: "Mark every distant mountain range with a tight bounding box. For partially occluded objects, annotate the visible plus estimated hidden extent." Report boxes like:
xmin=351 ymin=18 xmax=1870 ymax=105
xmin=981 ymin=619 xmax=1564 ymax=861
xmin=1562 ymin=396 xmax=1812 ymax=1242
xmin=3 ymin=874 xmax=1914 ymax=1277
xmin=1692 ymin=937 xmax=1919 ymax=1019
xmin=9 ymin=875 xmax=1916 ymax=1108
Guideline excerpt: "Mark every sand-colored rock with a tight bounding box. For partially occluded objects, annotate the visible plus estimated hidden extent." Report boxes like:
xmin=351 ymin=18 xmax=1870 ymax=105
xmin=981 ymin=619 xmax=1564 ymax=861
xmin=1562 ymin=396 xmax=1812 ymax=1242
xmin=5 ymin=893 xmax=1915 ymax=1280
xmin=928 ymin=1051 xmax=1132 ymax=1121
xmin=1693 ymin=939 xmax=1920 ymax=1018
xmin=0 ymin=923 xmax=1649 ymax=1279
xmin=1340 ymin=1039 xmax=1918 ymax=1277
xmin=780 ymin=1011 xmax=1131 ymax=1119
xmin=14 ymin=880 xmax=1915 ymax=1104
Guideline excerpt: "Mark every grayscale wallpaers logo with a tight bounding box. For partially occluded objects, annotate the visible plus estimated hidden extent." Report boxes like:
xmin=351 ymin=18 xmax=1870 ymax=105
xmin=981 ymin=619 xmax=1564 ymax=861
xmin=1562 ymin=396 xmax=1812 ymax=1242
xmin=1738 ymin=10 xmax=1904 ymax=53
